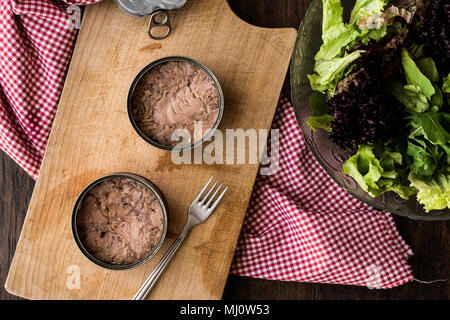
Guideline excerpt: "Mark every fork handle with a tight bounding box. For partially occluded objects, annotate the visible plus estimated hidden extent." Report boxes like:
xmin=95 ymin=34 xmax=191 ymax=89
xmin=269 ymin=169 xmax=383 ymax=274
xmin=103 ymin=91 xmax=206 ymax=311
xmin=132 ymin=226 xmax=190 ymax=300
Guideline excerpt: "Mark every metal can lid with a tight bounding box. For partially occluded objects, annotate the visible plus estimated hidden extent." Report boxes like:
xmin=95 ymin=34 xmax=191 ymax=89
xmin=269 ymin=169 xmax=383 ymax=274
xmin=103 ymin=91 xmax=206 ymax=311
xmin=115 ymin=0 xmax=186 ymax=17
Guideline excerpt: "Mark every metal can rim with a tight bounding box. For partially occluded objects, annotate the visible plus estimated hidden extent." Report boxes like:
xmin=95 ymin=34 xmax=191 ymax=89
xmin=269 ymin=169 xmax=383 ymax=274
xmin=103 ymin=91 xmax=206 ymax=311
xmin=127 ymin=56 xmax=224 ymax=152
xmin=71 ymin=173 xmax=168 ymax=271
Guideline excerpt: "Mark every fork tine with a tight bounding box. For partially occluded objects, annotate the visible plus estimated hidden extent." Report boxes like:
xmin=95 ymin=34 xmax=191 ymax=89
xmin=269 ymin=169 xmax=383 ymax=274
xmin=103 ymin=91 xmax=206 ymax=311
xmin=200 ymin=180 xmax=218 ymax=204
xmin=194 ymin=176 xmax=213 ymax=202
xmin=209 ymin=186 xmax=228 ymax=212
xmin=205 ymin=183 xmax=223 ymax=208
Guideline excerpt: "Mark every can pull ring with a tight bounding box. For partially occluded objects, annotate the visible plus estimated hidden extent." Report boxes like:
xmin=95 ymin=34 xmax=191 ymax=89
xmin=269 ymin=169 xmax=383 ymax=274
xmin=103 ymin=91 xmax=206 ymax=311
xmin=148 ymin=10 xmax=171 ymax=40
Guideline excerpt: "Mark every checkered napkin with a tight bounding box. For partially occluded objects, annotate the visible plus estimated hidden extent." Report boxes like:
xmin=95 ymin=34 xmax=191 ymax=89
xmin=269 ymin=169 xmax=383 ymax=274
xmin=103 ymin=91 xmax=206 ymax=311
xmin=230 ymin=97 xmax=414 ymax=288
xmin=0 ymin=0 xmax=100 ymax=179
xmin=0 ymin=1 xmax=413 ymax=289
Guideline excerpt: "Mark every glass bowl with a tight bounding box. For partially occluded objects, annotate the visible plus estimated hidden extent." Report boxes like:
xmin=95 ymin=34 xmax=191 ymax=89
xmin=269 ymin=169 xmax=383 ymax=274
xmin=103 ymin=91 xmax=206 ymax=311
xmin=290 ymin=0 xmax=450 ymax=220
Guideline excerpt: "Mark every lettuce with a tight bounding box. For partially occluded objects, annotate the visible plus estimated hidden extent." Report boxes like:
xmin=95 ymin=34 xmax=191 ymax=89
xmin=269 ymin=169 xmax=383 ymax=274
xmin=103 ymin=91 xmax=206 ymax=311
xmin=315 ymin=27 xmax=360 ymax=61
xmin=389 ymin=82 xmax=429 ymax=113
xmin=416 ymin=57 xmax=439 ymax=83
xmin=401 ymin=48 xmax=435 ymax=99
xmin=306 ymin=91 xmax=333 ymax=131
xmin=405 ymin=112 xmax=450 ymax=211
xmin=342 ymin=144 xmax=415 ymax=199
xmin=409 ymin=169 xmax=450 ymax=212
xmin=313 ymin=0 xmax=450 ymax=212
xmin=351 ymin=0 xmax=420 ymax=42
xmin=431 ymin=85 xmax=443 ymax=110
xmin=316 ymin=0 xmax=360 ymax=60
xmin=444 ymin=74 xmax=450 ymax=105
xmin=308 ymin=0 xmax=406 ymax=95
xmin=394 ymin=53 xmax=444 ymax=112
xmin=308 ymin=91 xmax=328 ymax=115
xmin=308 ymin=0 xmax=365 ymax=93
xmin=306 ymin=115 xmax=333 ymax=132
xmin=409 ymin=112 xmax=450 ymax=146
xmin=407 ymin=139 xmax=438 ymax=176
xmin=350 ymin=0 xmax=387 ymax=26
xmin=443 ymin=74 xmax=450 ymax=94
xmin=308 ymin=50 xmax=364 ymax=94
xmin=353 ymin=0 xmax=419 ymax=33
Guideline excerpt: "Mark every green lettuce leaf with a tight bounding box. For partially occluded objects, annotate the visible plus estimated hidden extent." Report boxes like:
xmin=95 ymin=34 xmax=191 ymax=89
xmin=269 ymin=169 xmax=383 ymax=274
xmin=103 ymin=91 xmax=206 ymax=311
xmin=443 ymin=73 xmax=450 ymax=94
xmin=308 ymin=0 xmax=368 ymax=94
xmin=306 ymin=114 xmax=333 ymax=132
xmin=350 ymin=0 xmax=387 ymax=26
xmin=409 ymin=169 xmax=450 ymax=212
xmin=431 ymin=84 xmax=443 ymax=109
xmin=349 ymin=0 xmax=390 ymax=44
xmin=352 ymin=0 xmax=418 ymax=43
xmin=408 ymin=43 xmax=425 ymax=60
xmin=309 ymin=91 xmax=328 ymax=116
xmin=364 ymin=25 xmax=388 ymax=41
xmin=444 ymin=74 xmax=450 ymax=105
xmin=401 ymin=48 xmax=435 ymax=99
xmin=407 ymin=139 xmax=437 ymax=176
xmin=321 ymin=0 xmax=346 ymax=40
xmin=390 ymin=183 xmax=417 ymax=199
xmin=409 ymin=112 xmax=450 ymax=146
xmin=389 ymin=82 xmax=429 ymax=113
xmin=416 ymin=57 xmax=439 ymax=83
xmin=342 ymin=144 xmax=415 ymax=199
xmin=308 ymin=50 xmax=364 ymax=94
xmin=306 ymin=91 xmax=332 ymax=131
xmin=316 ymin=0 xmax=360 ymax=61
xmin=315 ymin=27 xmax=360 ymax=61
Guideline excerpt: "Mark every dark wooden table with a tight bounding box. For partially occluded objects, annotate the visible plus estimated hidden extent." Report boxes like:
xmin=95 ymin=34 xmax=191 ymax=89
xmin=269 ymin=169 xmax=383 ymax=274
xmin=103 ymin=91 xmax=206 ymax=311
xmin=1 ymin=0 xmax=448 ymax=300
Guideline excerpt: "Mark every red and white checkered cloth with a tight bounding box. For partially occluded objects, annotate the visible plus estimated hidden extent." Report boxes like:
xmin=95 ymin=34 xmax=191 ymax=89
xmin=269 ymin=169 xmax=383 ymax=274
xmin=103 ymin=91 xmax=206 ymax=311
xmin=230 ymin=97 xmax=413 ymax=288
xmin=0 ymin=0 xmax=100 ymax=179
xmin=1 ymin=0 xmax=413 ymax=289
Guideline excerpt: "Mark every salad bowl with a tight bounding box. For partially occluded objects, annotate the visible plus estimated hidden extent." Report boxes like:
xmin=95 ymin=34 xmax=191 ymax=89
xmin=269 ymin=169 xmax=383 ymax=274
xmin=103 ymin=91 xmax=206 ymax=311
xmin=290 ymin=0 xmax=450 ymax=220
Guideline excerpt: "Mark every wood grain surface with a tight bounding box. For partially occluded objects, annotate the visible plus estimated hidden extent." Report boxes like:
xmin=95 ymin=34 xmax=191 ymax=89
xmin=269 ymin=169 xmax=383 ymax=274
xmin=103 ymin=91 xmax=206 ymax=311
xmin=1 ymin=0 xmax=449 ymax=300
xmin=4 ymin=0 xmax=297 ymax=299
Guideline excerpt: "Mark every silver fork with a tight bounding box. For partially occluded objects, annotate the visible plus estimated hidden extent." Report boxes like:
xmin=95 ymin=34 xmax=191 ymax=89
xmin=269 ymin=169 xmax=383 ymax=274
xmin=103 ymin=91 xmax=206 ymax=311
xmin=132 ymin=176 xmax=228 ymax=300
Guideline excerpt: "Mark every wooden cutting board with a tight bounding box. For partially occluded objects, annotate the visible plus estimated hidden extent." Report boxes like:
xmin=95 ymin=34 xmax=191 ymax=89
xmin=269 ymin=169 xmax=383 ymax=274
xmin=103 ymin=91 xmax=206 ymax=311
xmin=5 ymin=0 xmax=296 ymax=299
